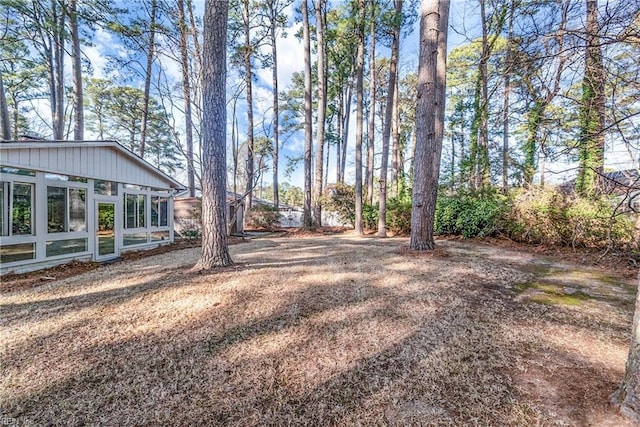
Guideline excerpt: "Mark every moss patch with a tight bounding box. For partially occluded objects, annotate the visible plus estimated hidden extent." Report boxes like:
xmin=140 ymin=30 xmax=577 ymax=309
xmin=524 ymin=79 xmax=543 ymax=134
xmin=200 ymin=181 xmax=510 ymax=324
xmin=516 ymin=281 xmax=594 ymax=307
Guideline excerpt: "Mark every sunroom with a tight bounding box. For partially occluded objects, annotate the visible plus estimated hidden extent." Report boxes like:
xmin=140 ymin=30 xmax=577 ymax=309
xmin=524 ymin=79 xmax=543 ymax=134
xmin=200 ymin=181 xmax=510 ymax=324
xmin=0 ymin=140 xmax=185 ymax=274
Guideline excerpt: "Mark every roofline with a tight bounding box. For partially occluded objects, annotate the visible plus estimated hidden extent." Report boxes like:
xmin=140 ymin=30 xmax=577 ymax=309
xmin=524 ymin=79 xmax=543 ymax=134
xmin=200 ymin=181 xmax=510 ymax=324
xmin=1 ymin=139 xmax=186 ymax=190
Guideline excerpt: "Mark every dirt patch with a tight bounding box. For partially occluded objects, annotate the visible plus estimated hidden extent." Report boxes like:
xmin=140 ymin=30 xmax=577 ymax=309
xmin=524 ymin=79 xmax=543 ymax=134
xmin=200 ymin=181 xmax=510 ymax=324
xmin=1 ymin=234 xmax=637 ymax=426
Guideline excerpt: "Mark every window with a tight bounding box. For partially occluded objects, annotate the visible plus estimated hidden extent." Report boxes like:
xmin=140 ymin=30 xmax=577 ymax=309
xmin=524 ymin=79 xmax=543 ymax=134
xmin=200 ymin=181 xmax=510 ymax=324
xmin=12 ymin=183 xmax=33 ymax=235
xmin=94 ymin=180 xmax=118 ymax=196
xmin=0 ymin=242 xmax=35 ymax=263
xmin=47 ymin=186 xmax=86 ymax=233
xmin=1 ymin=181 xmax=34 ymax=236
xmin=46 ymin=238 xmax=88 ymax=257
xmin=151 ymin=196 xmax=168 ymax=227
xmin=124 ymin=194 xmax=146 ymax=228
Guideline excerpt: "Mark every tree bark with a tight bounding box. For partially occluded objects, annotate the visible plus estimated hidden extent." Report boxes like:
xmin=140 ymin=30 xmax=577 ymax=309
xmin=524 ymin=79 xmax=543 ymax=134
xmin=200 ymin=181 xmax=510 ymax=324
xmin=577 ymin=0 xmax=606 ymax=197
xmin=313 ymin=0 xmax=327 ymax=225
xmin=378 ymin=0 xmax=401 ymax=237
xmin=268 ymin=0 xmax=280 ymax=209
xmin=0 ymin=73 xmax=10 ymax=140
xmin=366 ymin=9 xmax=376 ymax=205
xmin=52 ymin=0 xmax=65 ymax=140
xmin=502 ymin=0 xmax=514 ymax=194
xmin=178 ymin=0 xmax=196 ymax=197
xmin=302 ymin=0 xmax=313 ymax=227
xmin=69 ymin=0 xmax=83 ymax=141
xmin=243 ymin=0 xmax=256 ymax=209
xmin=354 ymin=0 xmax=366 ymax=236
xmin=194 ymin=0 xmax=233 ymax=270
xmin=410 ymin=0 xmax=449 ymax=250
xmin=138 ymin=0 xmax=157 ymax=157
xmin=611 ymin=275 xmax=640 ymax=423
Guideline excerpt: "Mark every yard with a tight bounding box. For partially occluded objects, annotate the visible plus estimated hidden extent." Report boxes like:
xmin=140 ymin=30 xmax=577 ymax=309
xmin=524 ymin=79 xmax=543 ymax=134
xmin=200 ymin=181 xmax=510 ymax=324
xmin=1 ymin=234 xmax=638 ymax=426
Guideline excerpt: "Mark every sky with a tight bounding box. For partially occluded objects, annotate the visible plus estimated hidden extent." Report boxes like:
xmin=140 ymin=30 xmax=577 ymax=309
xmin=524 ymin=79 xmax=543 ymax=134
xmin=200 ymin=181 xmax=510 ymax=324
xmin=31 ymin=0 xmax=640 ymax=189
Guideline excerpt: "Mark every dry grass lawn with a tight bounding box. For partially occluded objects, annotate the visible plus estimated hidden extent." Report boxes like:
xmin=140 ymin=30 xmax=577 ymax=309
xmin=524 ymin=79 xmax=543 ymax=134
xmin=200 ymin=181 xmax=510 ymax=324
xmin=1 ymin=234 xmax=637 ymax=426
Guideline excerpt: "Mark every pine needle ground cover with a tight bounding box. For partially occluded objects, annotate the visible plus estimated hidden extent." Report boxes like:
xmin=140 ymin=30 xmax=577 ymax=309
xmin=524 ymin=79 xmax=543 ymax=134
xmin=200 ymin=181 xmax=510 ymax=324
xmin=1 ymin=235 xmax=636 ymax=425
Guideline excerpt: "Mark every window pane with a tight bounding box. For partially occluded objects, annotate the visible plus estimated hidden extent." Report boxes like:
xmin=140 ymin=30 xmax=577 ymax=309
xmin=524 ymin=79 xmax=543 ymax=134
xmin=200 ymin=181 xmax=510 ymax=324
xmin=0 ymin=242 xmax=35 ymax=263
xmin=151 ymin=196 xmax=159 ymax=227
xmin=94 ymin=180 xmax=118 ymax=196
xmin=125 ymin=194 xmax=136 ymax=228
xmin=1 ymin=167 xmax=35 ymax=177
xmin=151 ymin=230 xmax=169 ymax=241
xmin=123 ymin=232 xmax=147 ymax=246
xmin=12 ymin=183 xmax=32 ymax=235
xmin=46 ymin=238 xmax=88 ymax=257
xmin=159 ymin=197 xmax=168 ymax=227
xmin=69 ymin=189 xmax=86 ymax=232
xmin=137 ymin=195 xmax=145 ymax=228
xmin=47 ymin=186 xmax=66 ymax=233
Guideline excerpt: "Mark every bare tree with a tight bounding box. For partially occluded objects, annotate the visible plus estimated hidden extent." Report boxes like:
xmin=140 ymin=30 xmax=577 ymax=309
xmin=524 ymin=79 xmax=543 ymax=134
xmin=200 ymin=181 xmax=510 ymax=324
xmin=194 ymin=0 xmax=233 ymax=270
xmin=410 ymin=0 xmax=449 ymax=250
xmin=138 ymin=0 xmax=158 ymax=157
xmin=302 ymin=0 xmax=313 ymax=227
xmin=377 ymin=0 xmax=401 ymax=237
xmin=177 ymin=0 xmax=196 ymax=197
xmin=354 ymin=0 xmax=366 ymax=235
xmin=313 ymin=0 xmax=327 ymax=225
xmin=366 ymin=5 xmax=376 ymax=205
xmin=69 ymin=0 xmax=83 ymax=140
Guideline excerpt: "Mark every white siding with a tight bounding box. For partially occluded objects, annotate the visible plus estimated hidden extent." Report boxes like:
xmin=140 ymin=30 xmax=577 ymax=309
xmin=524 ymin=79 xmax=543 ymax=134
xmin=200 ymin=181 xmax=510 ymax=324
xmin=1 ymin=142 xmax=180 ymax=190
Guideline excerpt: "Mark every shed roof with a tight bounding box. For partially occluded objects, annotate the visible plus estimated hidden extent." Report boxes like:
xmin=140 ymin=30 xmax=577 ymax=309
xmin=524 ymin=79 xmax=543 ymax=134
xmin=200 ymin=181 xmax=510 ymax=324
xmin=0 ymin=140 xmax=185 ymax=190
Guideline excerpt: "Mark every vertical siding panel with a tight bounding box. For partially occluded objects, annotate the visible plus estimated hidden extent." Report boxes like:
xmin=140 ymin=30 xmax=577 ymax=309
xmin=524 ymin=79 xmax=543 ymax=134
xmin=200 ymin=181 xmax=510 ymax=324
xmin=72 ymin=147 xmax=80 ymax=176
xmin=30 ymin=148 xmax=39 ymax=167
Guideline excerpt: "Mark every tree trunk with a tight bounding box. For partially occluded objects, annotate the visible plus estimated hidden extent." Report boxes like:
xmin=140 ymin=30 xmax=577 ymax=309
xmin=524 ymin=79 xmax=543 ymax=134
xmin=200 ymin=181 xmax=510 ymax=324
xmin=69 ymin=0 xmax=83 ymax=141
xmin=302 ymin=0 xmax=313 ymax=227
xmin=194 ymin=0 xmax=233 ymax=270
xmin=0 ymin=73 xmax=10 ymax=140
xmin=577 ymin=0 xmax=606 ymax=197
xmin=611 ymin=276 xmax=640 ymax=423
xmin=138 ymin=0 xmax=157 ymax=157
xmin=391 ymin=73 xmax=400 ymax=197
xmin=477 ymin=0 xmax=490 ymax=189
xmin=378 ymin=0 xmax=401 ymax=238
xmin=502 ymin=0 xmax=514 ymax=194
xmin=313 ymin=0 xmax=327 ymax=226
xmin=52 ymin=0 xmax=65 ymax=140
xmin=410 ymin=0 xmax=449 ymax=250
xmin=354 ymin=0 xmax=365 ymax=235
xmin=341 ymin=72 xmax=354 ymax=183
xmin=243 ymin=0 xmax=256 ymax=209
xmin=177 ymin=0 xmax=196 ymax=197
xmin=269 ymin=0 xmax=280 ymax=209
xmin=366 ymin=12 xmax=376 ymax=205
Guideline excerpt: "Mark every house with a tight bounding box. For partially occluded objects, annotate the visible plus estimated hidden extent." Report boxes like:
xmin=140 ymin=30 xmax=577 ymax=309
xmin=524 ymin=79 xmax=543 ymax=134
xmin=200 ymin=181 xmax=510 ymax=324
xmin=174 ymin=190 xmax=245 ymax=236
xmin=0 ymin=140 xmax=185 ymax=274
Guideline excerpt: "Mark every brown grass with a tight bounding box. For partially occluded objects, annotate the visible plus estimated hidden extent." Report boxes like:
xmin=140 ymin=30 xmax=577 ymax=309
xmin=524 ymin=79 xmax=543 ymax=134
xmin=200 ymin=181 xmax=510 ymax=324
xmin=1 ymin=235 xmax=637 ymax=426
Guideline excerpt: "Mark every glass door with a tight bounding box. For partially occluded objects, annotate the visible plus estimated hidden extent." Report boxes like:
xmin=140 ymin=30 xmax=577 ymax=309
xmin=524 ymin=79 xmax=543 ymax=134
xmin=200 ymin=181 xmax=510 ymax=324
xmin=96 ymin=202 xmax=116 ymax=258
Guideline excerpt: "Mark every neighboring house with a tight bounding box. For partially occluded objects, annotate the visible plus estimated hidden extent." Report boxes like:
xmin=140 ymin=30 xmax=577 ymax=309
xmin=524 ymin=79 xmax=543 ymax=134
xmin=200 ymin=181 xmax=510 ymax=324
xmin=174 ymin=190 xmax=245 ymax=236
xmin=0 ymin=140 xmax=185 ymax=274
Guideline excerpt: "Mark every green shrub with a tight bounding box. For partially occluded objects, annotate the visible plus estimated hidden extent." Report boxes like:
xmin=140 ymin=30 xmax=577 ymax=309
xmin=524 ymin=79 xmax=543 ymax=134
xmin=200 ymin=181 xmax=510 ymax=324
xmin=362 ymin=203 xmax=378 ymax=230
xmin=435 ymin=191 xmax=507 ymax=238
xmin=386 ymin=197 xmax=412 ymax=234
xmin=246 ymin=204 xmax=281 ymax=230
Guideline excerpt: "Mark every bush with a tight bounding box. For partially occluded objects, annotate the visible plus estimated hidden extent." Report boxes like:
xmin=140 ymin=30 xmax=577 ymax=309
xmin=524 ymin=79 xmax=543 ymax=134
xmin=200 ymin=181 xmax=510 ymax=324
xmin=506 ymin=187 xmax=635 ymax=250
xmin=362 ymin=203 xmax=378 ymax=230
xmin=246 ymin=204 xmax=281 ymax=230
xmin=386 ymin=197 xmax=413 ymax=234
xmin=435 ymin=191 xmax=507 ymax=238
xmin=321 ymin=183 xmax=355 ymax=225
